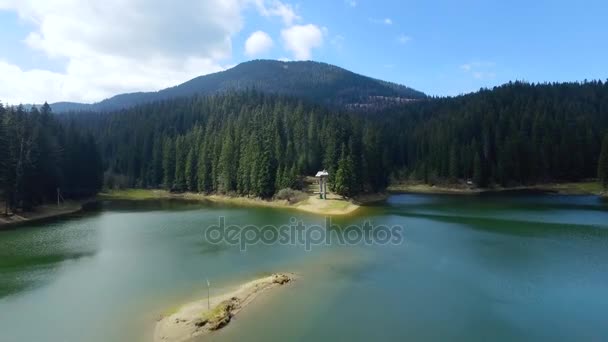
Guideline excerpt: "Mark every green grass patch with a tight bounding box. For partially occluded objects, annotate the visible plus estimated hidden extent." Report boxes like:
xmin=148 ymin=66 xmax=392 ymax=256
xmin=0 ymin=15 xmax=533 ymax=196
xmin=548 ymin=182 xmax=604 ymax=194
xmin=98 ymin=189 xmax=166 ymax=200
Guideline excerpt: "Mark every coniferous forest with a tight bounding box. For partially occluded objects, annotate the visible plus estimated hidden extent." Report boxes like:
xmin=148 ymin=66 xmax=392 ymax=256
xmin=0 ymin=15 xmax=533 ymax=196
xmin=2 ymin=80 xmax=608 ymax=210
xmin=0 ymin=103 xmax=102 ymax=213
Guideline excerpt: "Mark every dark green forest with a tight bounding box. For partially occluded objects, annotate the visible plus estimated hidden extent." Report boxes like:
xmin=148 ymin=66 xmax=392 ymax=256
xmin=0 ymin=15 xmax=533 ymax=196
xmin=599 ymin=132 xmax=608 ymax=188
xmin=62 ymin=81 xmax=608 ymax=198
xmin=0 ymin=103 xmax=102 ymax=213
xmin=380 ymin=81 xmax=608 ymax=187
xmin=61 ymin=92 xmax=382 ymax=198
xmin=2 ymin=80 xmax=608 ymax=210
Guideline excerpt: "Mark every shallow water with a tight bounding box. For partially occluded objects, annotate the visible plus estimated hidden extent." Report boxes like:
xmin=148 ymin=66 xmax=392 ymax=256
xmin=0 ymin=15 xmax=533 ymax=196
xmin=1 ymin=195 xmax=607 ymax=341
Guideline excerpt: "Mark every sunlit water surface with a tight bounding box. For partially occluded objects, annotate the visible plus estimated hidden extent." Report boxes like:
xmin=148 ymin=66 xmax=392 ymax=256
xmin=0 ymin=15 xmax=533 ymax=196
xmin=1 ymin=194 xmax=607 ymax=341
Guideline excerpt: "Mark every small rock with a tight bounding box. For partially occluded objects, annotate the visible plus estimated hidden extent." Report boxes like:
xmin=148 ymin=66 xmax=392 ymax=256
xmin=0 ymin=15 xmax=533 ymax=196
xmin=194 ymin=319 xmax=208 ymax=328
xmin=272 ymin=273 xmax=291 ymax=285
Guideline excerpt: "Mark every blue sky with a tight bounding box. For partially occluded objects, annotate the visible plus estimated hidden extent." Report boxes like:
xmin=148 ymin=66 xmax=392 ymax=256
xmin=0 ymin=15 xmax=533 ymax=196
xmin=1 ymin=0 xmax=607 ymax=104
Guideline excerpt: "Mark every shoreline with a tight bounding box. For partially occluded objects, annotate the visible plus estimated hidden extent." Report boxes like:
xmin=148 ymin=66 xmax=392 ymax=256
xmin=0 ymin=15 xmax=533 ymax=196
xmin=154 ymin=273 xmax=295 ymax=342
xmin=0 ymin=200 xmax=91 ymax=229
xmin=387 ymin=181 xmax=606 ymax=196
xmin=98 ymin=189 xmax=385 ymax=216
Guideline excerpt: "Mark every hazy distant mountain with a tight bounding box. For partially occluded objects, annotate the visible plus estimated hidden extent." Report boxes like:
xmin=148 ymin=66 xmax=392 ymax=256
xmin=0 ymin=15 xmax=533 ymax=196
xmin=49 ymin=60 xmax=426 ymax=112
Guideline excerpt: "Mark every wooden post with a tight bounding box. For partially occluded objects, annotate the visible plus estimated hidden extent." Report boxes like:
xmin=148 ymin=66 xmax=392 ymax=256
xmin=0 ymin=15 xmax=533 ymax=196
xmin=319 ymin=178 xmax=323 ymax=199
xmin=206 ymin=279 xmax=210 ymax=310
xmin=323 ymin=177 xmax=327 ymax=199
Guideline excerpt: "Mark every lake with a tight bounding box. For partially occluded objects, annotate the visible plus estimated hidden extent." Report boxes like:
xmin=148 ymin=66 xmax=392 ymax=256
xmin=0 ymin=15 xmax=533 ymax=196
xmin=1 ymin=194 xmax=607 ymax=341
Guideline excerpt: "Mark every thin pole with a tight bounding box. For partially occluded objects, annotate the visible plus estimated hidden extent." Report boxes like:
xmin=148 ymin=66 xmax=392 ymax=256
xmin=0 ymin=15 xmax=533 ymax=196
xmin=206 ymin=279 xmax=210 ymax=310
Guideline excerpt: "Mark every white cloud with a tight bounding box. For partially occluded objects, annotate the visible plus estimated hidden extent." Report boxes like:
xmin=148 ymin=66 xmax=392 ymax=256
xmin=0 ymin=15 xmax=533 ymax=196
xmin=245 ymin=31 xmax=274 ymax=57
xmin=460 ymin=61 xmax=497 ymax=80
xmin=397 ymin=34 xmax=412 ymax=44
xmin=281 ymin=24 xmax=324 ymax=60
xmin=0 ymin=0 xmax=319 ymax=104
xmin=345 ymin=0 xmax=357 ymax=7
xmin=369 ymin=17 xmax=393 ymax=25
xmin=0 ymin=57 xmax=224 ymax=105
xmin=253 ymin=0 xmax=300 ymax=26
xmin=0 ymin=0 xmax=248 ymax=103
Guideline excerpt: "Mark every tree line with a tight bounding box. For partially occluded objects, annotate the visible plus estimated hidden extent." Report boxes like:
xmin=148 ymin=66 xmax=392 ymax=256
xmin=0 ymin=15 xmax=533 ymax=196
xmin=63 ymin=92 xmax=384 ymax=198
xmin=65 ymin=81 xmax=608 ymax=199
xmin=599 ymin=132 xmax=608 ymax=190
xmin=4 ymin=80 xmax=608 ymax=210
xmin=0 ymin=103 xmax=102 ymax=213
xmin=377 ymin=80 xmax=608 ymax=187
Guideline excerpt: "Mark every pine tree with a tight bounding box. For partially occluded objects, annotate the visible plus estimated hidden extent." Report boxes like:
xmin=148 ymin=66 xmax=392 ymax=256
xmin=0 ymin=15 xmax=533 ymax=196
xmin=162 ymin=138 xmax=175 ymax=189
xmin=173 ymin=136 xmax=187 ymax=191
xmin=150 ymin=134 xmax=163 ymax=187
xmin=0 ymin=103 xmax=6 ymax=197
xmin=598 ymin=133 xmax=608 ymax=189
xmin=185 ymin=147 xmax=197 ymax=191
xmin=218 ymin=130 xmax=236 ymax=193
xmin=275 ymin=164 xmax=285 ymax=190
xmin=255 ymin=129 xmax=276 ymax=198
xmin=449 ymin=146 xmax=459 ymax=180
xmin=473 ymin=152 xmax=484 ymax=187
xmin=334 ymin=144 xmax=355 ymax=197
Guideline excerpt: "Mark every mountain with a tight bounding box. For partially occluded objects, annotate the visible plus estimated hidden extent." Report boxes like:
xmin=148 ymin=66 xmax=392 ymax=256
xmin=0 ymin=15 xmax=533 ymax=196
xmin=49 ymin=60 xmax=426 ymax=112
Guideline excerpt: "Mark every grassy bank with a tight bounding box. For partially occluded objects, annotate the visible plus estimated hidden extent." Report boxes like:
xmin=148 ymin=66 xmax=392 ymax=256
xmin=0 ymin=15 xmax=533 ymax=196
xmin=98 ymin=189 xmax=369 ymax=216
xmin=387 ymin=181 xmax=606 ymax=196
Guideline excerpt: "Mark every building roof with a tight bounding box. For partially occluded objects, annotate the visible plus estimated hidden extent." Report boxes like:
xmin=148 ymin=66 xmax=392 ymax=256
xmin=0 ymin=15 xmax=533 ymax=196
xmin=315 ymin=170 xmax=329 ymax=177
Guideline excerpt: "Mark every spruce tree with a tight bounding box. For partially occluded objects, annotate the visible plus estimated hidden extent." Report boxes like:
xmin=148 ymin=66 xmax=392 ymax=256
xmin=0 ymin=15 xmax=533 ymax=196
xmin=334 ymin=144 xmax=355 ymax=197
xmin=173 ymin=136 xmax=186 ymax=191
xmin=473 ymin=152 xmax=484 ymax=187
xmin=0 ymin=103 xmax=6 ymax=199
xmin=598 ymin=133 xmax=608 ymax=189
xmin=185 ymin=147 xmax=197 ymax=191
xmin=449 ymin=146 xmax=459 ymax=180
xmin=197 ymin=140 xmax=212 ymax=193
xmin=162 ymin=138 xmax=175 ymax=189
xmin=150 ymin=134 xmax=163 ymax=187
xmin=218 ymin=130 xmax=236 ymax=193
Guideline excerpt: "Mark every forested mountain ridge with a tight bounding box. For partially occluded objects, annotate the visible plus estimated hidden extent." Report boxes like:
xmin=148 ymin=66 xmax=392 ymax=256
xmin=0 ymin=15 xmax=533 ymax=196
xmin=4 ymin=80 xmax=607 ymax=209
xmin=56 ymin=81 xmax=608 ymax=200
xmin=60 ymin=91 xmax=388 ymax=198
xmin=49 ymin=60 xmax=426 ymax=113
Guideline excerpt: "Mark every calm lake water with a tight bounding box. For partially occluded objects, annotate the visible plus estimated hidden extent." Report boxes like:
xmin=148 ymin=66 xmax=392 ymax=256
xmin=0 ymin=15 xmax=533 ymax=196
xmin=1 ymin=194 xmax=607 ymax=341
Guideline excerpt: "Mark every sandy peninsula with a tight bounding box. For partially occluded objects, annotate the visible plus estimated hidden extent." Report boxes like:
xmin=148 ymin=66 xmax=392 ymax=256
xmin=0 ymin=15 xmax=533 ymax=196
xmin=98 ymin=189 xmax=376 ymax=216
xmin=154 ymin=273 xmax=295 ymax=342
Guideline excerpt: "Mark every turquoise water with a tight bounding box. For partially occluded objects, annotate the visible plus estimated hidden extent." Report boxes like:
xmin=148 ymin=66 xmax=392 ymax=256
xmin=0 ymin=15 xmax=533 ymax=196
xmin=1 ymin=195 xmax=607 ymax=341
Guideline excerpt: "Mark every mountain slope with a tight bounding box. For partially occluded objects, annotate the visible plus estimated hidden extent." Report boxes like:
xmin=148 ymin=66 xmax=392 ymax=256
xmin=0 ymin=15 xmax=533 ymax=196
xmin=50 ymin=60 xmax=426 ymax=112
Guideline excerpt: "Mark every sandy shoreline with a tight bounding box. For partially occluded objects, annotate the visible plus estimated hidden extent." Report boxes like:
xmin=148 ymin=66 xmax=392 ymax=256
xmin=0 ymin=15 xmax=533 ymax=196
xmin=388 ymin=181 xmax=606 ymax=196
xmin=0 ymin=200 xmax=89 ymax=229
xmin=154 ymin=273 xmax=295 ymax=342
xmin=98 ymin=189 xmax=379 ymax=216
